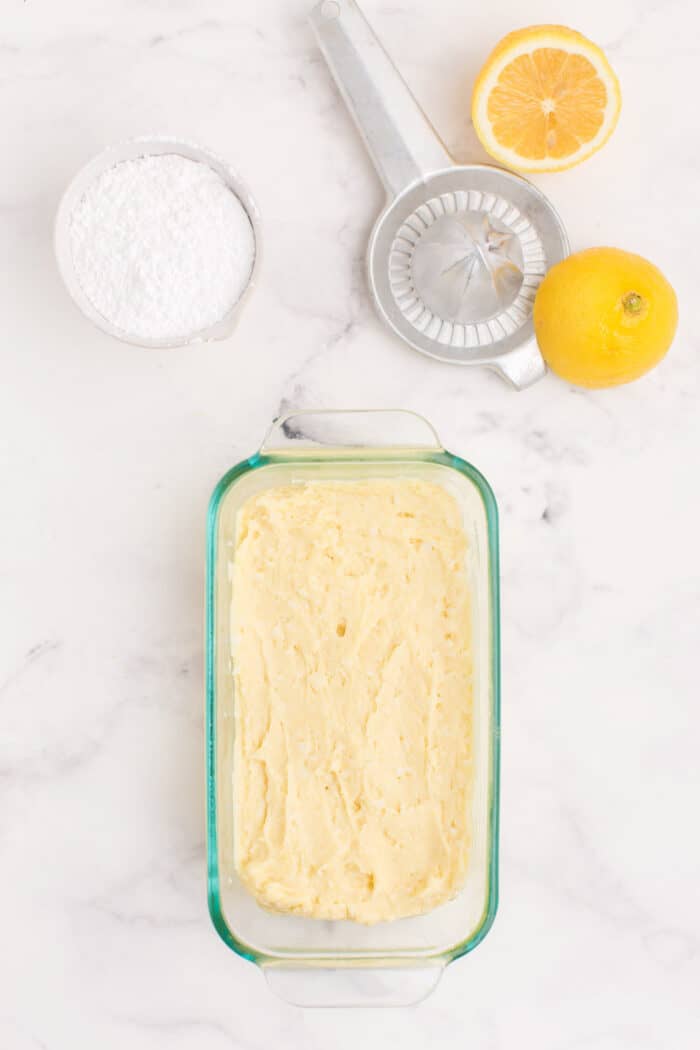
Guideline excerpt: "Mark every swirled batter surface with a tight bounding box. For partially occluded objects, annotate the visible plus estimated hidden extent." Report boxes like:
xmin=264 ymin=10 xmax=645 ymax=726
xmin=232 ymin=480 xmax=472 ymax=923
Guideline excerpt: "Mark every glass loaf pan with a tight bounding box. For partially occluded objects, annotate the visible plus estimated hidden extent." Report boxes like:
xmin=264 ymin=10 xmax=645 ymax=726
xmin=206 ymin=410 xmax=500 ymax=1006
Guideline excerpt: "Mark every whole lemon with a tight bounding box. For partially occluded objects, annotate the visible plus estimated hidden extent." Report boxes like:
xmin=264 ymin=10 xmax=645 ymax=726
xmin=533 ymin=248 xmax=678 ymax=388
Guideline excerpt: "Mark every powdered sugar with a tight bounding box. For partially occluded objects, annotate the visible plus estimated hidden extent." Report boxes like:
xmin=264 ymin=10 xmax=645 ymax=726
xmin=69 ymin=153 xmax=256 ymax=341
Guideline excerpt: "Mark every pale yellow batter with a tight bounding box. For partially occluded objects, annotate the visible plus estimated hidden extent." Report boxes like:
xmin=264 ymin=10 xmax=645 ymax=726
xmin=231 ymin=480 xmax=472 ymax=923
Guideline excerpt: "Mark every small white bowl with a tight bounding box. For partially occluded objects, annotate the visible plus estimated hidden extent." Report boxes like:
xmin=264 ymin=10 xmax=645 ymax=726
xmin=54 ymin=136 xmax=261 ymax=349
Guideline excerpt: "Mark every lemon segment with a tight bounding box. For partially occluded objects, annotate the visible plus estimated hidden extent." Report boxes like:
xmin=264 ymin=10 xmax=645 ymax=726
xmin=472 ymin=25 xmax=621 ymax=173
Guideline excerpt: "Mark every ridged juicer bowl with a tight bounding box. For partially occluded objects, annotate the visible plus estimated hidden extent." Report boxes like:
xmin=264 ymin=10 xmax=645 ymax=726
xmin=310 ymin=0 xmax=569 ymax=389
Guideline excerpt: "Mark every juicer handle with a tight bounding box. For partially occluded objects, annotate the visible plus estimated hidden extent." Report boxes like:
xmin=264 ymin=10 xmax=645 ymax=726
xmin=261 ymin=409 xmax=442 ymax=453
xmin=263 ymin=964 xmax=444 ymax=1008
xmin=309 ymin=0 xmax=452 ymax=198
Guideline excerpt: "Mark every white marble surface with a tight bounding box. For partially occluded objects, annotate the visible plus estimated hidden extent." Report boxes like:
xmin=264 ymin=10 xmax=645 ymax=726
xmin=2 ymin=0 xmax=699 ymax=1044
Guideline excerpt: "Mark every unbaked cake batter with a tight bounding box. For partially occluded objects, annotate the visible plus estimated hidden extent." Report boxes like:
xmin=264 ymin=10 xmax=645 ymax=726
xmin=231 ymin=479 xmax=472 ymax=923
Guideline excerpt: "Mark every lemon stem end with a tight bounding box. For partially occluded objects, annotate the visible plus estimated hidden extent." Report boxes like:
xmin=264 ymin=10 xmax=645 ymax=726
xmin=622 ymin=291 xmax=644 ymax=315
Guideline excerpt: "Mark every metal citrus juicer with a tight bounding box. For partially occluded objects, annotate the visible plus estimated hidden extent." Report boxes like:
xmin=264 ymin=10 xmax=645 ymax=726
xmin=309 ymin=0 xmax=569 ymax=389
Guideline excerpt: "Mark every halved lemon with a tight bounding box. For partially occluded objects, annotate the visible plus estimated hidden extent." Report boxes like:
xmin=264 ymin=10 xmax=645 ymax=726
xmin=472 ymin=25 xmax=621 ymax=172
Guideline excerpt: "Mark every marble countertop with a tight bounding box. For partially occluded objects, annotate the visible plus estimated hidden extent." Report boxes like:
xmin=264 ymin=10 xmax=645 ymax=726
xmin=2 ymin=0 xmax=699 ymax=1045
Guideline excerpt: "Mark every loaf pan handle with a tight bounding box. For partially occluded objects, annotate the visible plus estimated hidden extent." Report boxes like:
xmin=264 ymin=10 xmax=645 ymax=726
xmin=261 ymin=409 xmax=442 ymax=453
xmin=309 ymin=0 xmax=452 ymax=198
xmin=264 ymin=963 xmax=443 ymax=1008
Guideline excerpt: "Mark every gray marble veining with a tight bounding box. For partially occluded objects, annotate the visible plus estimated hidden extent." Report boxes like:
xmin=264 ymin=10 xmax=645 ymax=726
xmin=1 ymin=0 xmax=699 ymax=1046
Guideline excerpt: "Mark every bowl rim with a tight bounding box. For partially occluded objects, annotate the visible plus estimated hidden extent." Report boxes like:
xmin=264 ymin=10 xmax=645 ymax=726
xmin=54 ymin=135 xmax=261 ymax=349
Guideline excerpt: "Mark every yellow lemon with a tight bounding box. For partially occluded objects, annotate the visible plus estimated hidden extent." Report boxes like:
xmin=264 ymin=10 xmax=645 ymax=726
xmin=533 ymin=248 xmax=678 ymax=388
xmin=472 ymin=25 xmax=621 ymax=173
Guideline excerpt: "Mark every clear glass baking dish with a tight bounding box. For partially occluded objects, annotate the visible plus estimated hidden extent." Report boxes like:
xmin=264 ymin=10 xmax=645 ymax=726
xmin=206 ymin=410 xmax=500 ymax=1006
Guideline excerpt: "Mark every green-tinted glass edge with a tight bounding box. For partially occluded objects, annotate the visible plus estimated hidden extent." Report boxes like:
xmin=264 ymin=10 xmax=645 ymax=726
xmin=440 ymin=449 xmax=500 ymax=964
xmin=206 ymin=449 xmax=500 ymax=967
xmin=206 ymin=452 xmax=261 ymax=963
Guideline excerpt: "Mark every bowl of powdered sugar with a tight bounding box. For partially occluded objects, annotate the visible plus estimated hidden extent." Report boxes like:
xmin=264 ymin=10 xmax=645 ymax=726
xmin=55 ymin=137 xmax=259 ymax=348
